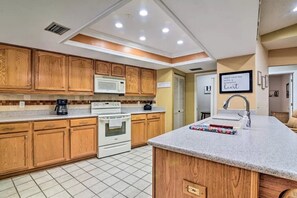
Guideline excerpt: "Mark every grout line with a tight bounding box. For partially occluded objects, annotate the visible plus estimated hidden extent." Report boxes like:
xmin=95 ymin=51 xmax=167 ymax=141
xmin=11 ymin=178 xmax=21 ymax=198
xmin=45 ymin=169 xmax=73 ymax=198
xmin=28 ymin=174 xmax=47 ymax=198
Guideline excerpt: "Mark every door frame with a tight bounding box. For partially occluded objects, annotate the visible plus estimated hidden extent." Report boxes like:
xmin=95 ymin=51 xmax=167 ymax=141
xmin=194 ymin=72 xmax=217 ymax=121
xmin=173 ymin=74 xmax=186 ymax=129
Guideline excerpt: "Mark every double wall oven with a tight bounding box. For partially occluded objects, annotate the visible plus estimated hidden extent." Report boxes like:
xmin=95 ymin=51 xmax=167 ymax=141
xmin=91 ymin=102 xmax=131 ymax=158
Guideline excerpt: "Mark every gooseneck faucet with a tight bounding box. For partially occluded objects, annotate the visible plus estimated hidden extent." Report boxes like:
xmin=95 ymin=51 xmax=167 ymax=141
xmin=223 ymin=94 xmax=251 ymax=128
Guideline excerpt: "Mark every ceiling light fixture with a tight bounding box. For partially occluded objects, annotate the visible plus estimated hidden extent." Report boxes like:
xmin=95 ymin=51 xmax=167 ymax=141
xmin=115 ymin=22 xmax=123 ymax=28
xmin=139 ymin=36 xmax=146 ymax=41
xmin=162 ymin=28 xmax=169 ymax=33
xmin=293 ymin=6 xmax=297 ymax=12
xmin=177 ymin=40 xmax=184 ymax=45
xmin=139 ymin=9 xmax=148 ymax=16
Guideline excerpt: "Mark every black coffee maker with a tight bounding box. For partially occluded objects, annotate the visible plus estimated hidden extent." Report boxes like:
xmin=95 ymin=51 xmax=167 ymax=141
xmin=55 ymin=99 xmax=68 ymax=115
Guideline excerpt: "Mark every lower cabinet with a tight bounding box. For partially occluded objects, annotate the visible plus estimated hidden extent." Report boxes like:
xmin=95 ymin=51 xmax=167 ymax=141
xmin=131 ymin=115 xmax=147 ymax=147
xmin=0 ymin=117 xmax=98 ymax=178
xmin=70 ymin=124 xmax=97 ymax=159
xmin=131 ymin=112 xmax=165 ymax=148
xmin=33 ymin=128 xmax=68 ymax=167
xmin=0 ymin=132 xmax=30 ymax=174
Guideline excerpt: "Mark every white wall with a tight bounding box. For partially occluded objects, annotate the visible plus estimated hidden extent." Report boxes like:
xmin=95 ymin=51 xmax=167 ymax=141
xmin=256 ymin=40 xmax=269 ymax=115
xmin=196 ymin=74 xmax=215 ymax=120
xmin=269 ymin=74 xmax=290 ymax=113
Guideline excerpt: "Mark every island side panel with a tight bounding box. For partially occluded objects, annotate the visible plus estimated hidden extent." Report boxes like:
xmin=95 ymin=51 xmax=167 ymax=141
xmin=259 ymin=174 xmax=297 ymax=198
xmin=153 ymin=147 xmax=259 ymax=198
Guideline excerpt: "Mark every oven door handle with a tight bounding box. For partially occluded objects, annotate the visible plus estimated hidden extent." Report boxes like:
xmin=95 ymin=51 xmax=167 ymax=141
xmin=99 ymin=117 xmax=131 ymax=121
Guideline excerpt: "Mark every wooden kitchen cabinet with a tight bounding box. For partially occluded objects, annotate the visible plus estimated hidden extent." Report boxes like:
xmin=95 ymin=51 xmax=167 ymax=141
xmin=33 ymin=120 xmax=68 ymax=167
xmin=111 ymin=63 xmax=125 ymax=77
xmin=95 ymin=61 xmax=111 ymax=76
xmin=34 ymin=51 xmax=67 ymax=91
xmin=125 ymin=66 xmax=140 ymax=95
xmin=141 ymin=68 xmax=156 ymax=95
xmin=0 ymin=122 xmax=31 ymax=175
xmin=68 ymin=56 xmax=94 ymax=93
xmin=70 ymin=118 xmax=97 ymax=159
xmin=0 ymin=44 xmax=32 ymax=90
xmin=131 ymin=114 xmax=147 ymax=148
xmin=147 ymin=114 xmax=162 ymax=140
xmin=131 ymin=113 xmax=165 ymax=148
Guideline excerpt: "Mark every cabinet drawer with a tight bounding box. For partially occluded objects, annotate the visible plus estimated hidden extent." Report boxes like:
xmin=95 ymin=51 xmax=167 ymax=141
xmin=34 ymin=120 xmax=68 ymax=131
xmin=147 ymin=113 xmax=161 ymax=120
xmin=0 ymin=123 xmax=29 ymax=134
xmin=70 ymin=118 xmax=97 ymax=127
xmin=132 ymin=114 xmax=147 ymax=121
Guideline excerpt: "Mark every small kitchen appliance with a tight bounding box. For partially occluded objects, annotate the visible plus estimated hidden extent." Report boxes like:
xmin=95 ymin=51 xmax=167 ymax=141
xmin=143 ymin=101 xmax=152 ymax=110
xmin=54 ymin=99 xmax=68 ymax=115
xmin=91 ymin=102 xmax=131 ymax=158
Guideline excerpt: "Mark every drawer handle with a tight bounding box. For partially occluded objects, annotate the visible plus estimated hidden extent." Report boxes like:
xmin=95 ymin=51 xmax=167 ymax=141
xmin=79 ymin=121 xmax=88 ymax=125
xmin=187 ymin=185 xmax=200 ymax=196
xmin=2 ymin=127 xmax=15 ymax=131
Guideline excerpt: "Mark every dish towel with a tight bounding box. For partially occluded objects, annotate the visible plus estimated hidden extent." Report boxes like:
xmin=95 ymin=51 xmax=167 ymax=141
xmin=109 ymin=119 xmax=122 ymax=129
xmin=189 ymin=124 xmax=237 ymax=135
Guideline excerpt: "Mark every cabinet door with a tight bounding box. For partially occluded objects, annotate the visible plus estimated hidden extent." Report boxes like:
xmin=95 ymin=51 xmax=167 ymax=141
xmin=95 ymin=61 xmax=111 ymax=76
xmin=131 ymin=119 xmax=147 ymax=147
xmin=126 ymin=66 xmax=140 ymax=95
xmin=35 ymin=51 xmax=67 ymax=91
xmin=111 ymin=64 xmax=125 ymax=77
xmin=0 ymin=45 xmax=31 ymax=89
xmin=68 ymin=56 xmax=94 ymax=92
xmin=141 ymin=69 xmax=156 ymax=95
xmin=0 ymin=132 xmax=29 ymax=174
xmin=70 ymin=125 xmax=97 ymax=159
xmin=147 ymin=118 xmax=162 ymax=140
xmin=33 ymin=128 xmax=67 ymax=167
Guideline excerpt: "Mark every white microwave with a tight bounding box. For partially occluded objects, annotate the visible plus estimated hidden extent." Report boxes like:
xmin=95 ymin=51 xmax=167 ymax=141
xmin=94 ymin=75 xmax=125 ymax=94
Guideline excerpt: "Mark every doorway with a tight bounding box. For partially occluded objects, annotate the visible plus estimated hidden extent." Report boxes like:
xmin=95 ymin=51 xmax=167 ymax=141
xmin=195 ymin=73 xmax=217 ymax=121
xmin=269 ymin=73 xmax=293 ymax=123
xmin=173 ymin=74 xmax=185 ymax=129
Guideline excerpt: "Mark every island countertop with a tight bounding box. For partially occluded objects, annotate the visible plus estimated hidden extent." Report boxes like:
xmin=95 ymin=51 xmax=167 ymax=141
xmin=148 ymin=115 xmax=297 ymax=181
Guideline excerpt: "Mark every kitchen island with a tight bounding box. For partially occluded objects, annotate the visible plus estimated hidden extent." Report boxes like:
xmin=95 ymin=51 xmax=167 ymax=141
xmin=148 ymin=115 xmax=297 ymax=198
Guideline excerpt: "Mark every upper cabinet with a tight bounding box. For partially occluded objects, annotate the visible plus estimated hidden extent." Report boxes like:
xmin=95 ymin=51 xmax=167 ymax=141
xmin=35 ymin=51 xmax=67 ymax=91
xmin=141 ymin=68 xmax=156 ymax=96
xmin=95 ymin=61 xmax=111 ymax=76
xmin=68 ymin=56 xmax=93 ymax=93
xmin=0 ymin=45 xmax=31 ymax=90
xmin=111 ymin=64 xmax=125 ymax=77
xmin=125 ymin=66 xmax=140 ymax=95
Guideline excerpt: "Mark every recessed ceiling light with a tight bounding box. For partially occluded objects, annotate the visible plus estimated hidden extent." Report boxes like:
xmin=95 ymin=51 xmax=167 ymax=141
xmin=177 ymin=40 xmax=184 ymax=45
xmin=162 ymin=28 xmax=169 ymax=33
xmin=115 ymin=22 xmax=123 ymax=28
xmin=293 ymin=6 xmax=297 ymax=12
xmin=139 ymin=9 xmax=148 ymax=16
xmin=139 ymin=36 xmax=146 ymax=41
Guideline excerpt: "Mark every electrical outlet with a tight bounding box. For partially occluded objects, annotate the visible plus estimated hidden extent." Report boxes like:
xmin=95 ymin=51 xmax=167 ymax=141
xmin=19 ymin=101 xmax=25 ymax=108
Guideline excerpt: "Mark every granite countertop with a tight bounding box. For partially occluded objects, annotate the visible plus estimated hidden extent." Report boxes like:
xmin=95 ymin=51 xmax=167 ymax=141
xmin=121 ymin=107 xmax=165 ymax=114
xmin=148 ymin=115 xmax=297 ymax=181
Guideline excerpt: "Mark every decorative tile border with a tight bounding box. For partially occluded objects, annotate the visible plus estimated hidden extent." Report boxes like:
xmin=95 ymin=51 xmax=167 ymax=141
xmin=0 ymin=100 xmax=156 ymax=106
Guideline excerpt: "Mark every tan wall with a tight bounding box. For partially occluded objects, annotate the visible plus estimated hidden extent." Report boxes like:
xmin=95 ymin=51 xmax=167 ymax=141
xmin=185 ymin=73 xmax=195 ymax=124
xmin=268 ymin=47 xmax=297 ymax=66
xmin=217 ymin=54 xmax=256 ymax=110
xmin=256 ymin=40 xmax=269 ymax=115
xmin=156 ymin=69 xmax=174 ymax=132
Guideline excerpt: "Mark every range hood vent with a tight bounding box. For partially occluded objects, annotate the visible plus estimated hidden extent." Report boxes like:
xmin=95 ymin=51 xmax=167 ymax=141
xmin=44 ymin=22 xmax=70 ymax=35
xmin=189 ymin=68 xmax=203 ymax=71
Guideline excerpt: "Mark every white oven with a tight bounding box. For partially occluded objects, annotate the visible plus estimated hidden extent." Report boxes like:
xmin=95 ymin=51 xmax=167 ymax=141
xmin=91 ymin=102 xmax=131 ymax=158
xmin=94 ymin=75 xmax=125 ymax=94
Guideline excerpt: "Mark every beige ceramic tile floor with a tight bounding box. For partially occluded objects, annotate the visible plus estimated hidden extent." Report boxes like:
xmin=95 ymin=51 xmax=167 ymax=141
xmin=0 ymin=146 xmax=152 ymax=198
